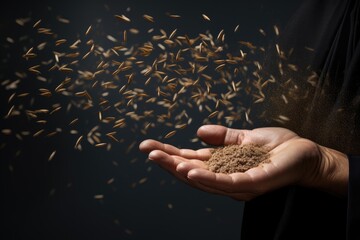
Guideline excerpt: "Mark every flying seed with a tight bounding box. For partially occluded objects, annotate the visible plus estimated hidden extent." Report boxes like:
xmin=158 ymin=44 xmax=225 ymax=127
xmin=115 ymin=14 xmax=131 ymax=23
xmin=234 ymin=24 xmax=239 ymax=32
xmin=75 ymin=136 xmax=83 ymax=149
xmin=202 ymin=14 xmax=211 ymax=21
xmin=33 ymin=19 xmax=41 ymax=28
xmin=208 ymin=111 xmax=219 ymax=118
xmin=85 ymin=25 xmax=92 ymax=35
xmin=95 ymin=143 xmax=107 ymax=147
xmin=48 ymin=150 xmax=56 ymax=161
xmin=164 ymin=130 xmax=176 ymax=138
xmin=274 ymin=25 xmax=279 ymax=36
xmin=94 ymin=195 xmax=104 ymax=200
xmin=143 ymin=14 xmax=154 ymax=23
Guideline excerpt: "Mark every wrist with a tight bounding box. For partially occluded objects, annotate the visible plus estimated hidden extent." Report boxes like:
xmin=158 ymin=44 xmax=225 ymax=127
xmin=315 ymin=145 xmax=349 ymax=197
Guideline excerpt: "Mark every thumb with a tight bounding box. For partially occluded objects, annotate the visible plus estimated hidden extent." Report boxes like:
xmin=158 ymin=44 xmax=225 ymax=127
xmin=197 ymin=125 xmax=244 ymax=146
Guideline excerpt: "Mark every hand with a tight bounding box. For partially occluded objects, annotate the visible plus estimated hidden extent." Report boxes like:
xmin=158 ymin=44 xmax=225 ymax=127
xmin=139 ymin=125 xmax=348 ymax=200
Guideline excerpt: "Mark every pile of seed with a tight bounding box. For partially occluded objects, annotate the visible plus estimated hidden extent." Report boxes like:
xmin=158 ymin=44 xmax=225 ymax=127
xmin=207 ymin=144 xmax=270 ymax=174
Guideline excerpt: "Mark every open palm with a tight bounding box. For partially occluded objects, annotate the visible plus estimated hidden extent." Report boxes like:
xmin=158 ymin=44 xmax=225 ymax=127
xmin=139 ymin=125 xmax=346 ymax=200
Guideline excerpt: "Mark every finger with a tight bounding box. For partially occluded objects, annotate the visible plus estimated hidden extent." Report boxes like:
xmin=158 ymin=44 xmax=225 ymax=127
xmin=148 ymin=150 xmax=192 ymax=182
xmin=191 ymin=181 xmax=258 ymax=201
xmin=149 ymin=152 xmax=259 ymax=200
xmin=140 ymin=139 xmax=211 ymax=160
xmin=187 ymin=168 xmax=256 ymax=193
xmin=148 ymin=150 xmax=183 ymax=171
xmin=197 ymin=125 xmax=247 ymax=146
xmin=176 ymin=161 xmax=208 ymax=175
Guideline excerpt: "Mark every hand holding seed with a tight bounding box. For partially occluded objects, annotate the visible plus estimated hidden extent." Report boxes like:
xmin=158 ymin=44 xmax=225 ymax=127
xmin=139 ymin=125 xmax=349 ymax=200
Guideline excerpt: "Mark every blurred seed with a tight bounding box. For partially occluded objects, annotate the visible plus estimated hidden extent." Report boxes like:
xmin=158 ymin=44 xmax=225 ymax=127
xmin=33 ymin=19 xmax=41 ymax=28
xmin=115 ymin=14 xmax=131 ymax=23
xmin=202 ymin=14 xmax=211 ymax=21
xmin=274 ymin=25 xmax=279 ymax=36
xmin=164 ymin=130 xmax=176 ymax=138
xmin=208 ymin=110 xmax=219 ymax=118
xmin=94 ymin=194 xmax=104 ymax=200
xmin=75 ymin=136 xmax=83 ymax=149
xmin=48 ymin=150 xmax=56 ymax=161
xmin=85 ymin=25 xmax=92 ymax=35
xmin=143 ymin=14 xmax=154 ymax=23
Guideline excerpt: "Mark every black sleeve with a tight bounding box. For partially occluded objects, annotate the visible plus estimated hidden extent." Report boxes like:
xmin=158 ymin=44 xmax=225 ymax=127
xmin=240 ymin=186 xmax=347 ymax=240
xmin=347 ymin=155 xmax=360 ymax=240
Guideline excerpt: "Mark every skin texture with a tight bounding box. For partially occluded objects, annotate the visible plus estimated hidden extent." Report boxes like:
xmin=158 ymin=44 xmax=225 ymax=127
xmin=139 ymin=125 xmax=349 ymax=200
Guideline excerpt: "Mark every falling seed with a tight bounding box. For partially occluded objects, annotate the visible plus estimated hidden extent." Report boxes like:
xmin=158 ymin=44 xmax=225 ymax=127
xmin=167 ymin=13 xmax=181 ymax=18
xmin=107 ymin=178 xmax=115 ymax=184
xmin=259 ymin=28 xmax=266 ymax=36
xmin=85 ymin=25 xmax=92 ymax=35
xmin=33 ymin=129 xmax=44 ymax=137
xmin=6 ymin=105 xmax=15 ymax=118
xmin=1 ymin=129 xmax=12 ymax=135
xmin=143 ymin=14 xmax=155 ymax=23
xmin=138 ymin=177 xmax=147 ymax=184
xmin=234 ymin=24 xmax=240 ymax=32
xmin=169 ymin=29 xmax=177 ymax=39
xmin=106 ymin=132 xmax=119 ymax=142
xmin=208 ymin=110 xmax=219 ymax=119
xmin=278 ymin=115 xmax=290 ymax=121
xmin=55 ymin=39 xmax=67 ymax=46
xmin=273 ymin=25 xmax=279 ymax=36
xmin=175 ymin=123 xmax=187 ymax=129
xmin=75 ymin=136 xmax=83 ymax=149
xmin=107 ymin=35 xmax=117 ymax=42
xmin=57 ymin=16 xmax=70 ymax=24
xmin=164 ymin=130 xmax=176 ymax=139
xmin=94 ymin=194 xmax=104 ymax=200
xmin=6 ymin=37 xmax=14 ymax=43
xmin=33 ymin=19 xmax=41 ymax=28
xmin=281 ymin=94 xmax=288 ymax=104
xmin=95 ymin=143 xmax=107 ymax=147
xmin=202 ymin=14 xmax=211 ymax=21
xmin=48 ymin=150 xmax=56 ymax=161
xmin=115 ymin=14 xmax=131 ymax=23
xmin=123 ymin=30 xmax=127 ymax=42
xmin=275 ymin=44 xmax=280 ymax=56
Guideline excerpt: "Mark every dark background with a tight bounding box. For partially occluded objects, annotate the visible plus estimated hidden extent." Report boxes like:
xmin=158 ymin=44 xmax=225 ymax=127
xmin=1 ymin=1 xmax=302 ymax=239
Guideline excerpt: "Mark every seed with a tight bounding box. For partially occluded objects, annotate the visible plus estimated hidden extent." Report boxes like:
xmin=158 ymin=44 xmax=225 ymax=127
xmin=48 ymin=150 xmax=56 ymax=161
xmin=274 ymin=25 xmax=279 ymax=36
xmin=202 ymin=14 xmax=211 ymax=21
xmin=208 ymin=110 xmax=219 ymax=118
xmin=85 ymin=25 xmax=92 ymax=35
xmin=164 ymin=130 xmax=176 ymax=139
xmin=75 ymin=136 xmax=83 ymax=149
xmin=143 ymin=14 xmax=155 ymax=23
xmin=95 ymin=143 xmax=107 ymax=147
xmin=234 ymin=24 xmax=239 ymax=32
xmin=115 ymin=14 xmax=131 ymax=23
xmin=94 ymin=194 xmax=104 ymax=200
xmin=33 ymin=19 xmax=41 ymax=28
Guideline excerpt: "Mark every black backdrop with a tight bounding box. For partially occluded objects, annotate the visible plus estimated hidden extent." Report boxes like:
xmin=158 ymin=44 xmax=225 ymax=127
xmin=1 ymin=1 xmax=302 ymax=239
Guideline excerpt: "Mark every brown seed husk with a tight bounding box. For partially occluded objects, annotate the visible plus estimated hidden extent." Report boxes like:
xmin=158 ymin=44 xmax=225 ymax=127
xmin=207 ymin=144 xmax=270 ymax=174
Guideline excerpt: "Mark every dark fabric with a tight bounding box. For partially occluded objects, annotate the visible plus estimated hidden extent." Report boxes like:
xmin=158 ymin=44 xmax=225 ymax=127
xmin=241 ymin=187 xmax=347 ymax=240
xmin=241 ymin=0 xmax=360 ymax=239
xmin=262 ymin=0 xmax=360 ymax=154
xmin=348 ymin=155 xmax=360 ymax=240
